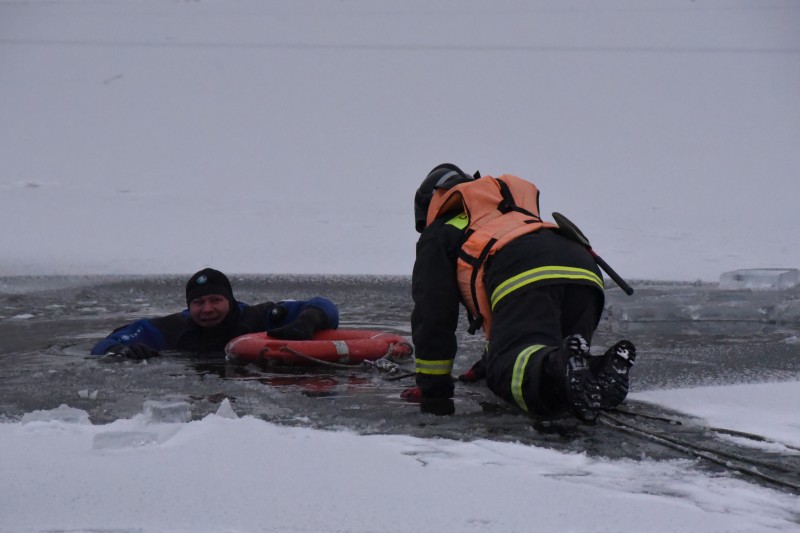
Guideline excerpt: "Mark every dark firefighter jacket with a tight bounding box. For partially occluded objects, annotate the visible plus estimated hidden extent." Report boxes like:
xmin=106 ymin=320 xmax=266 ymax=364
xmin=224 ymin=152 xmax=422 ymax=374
xmin=411 ymin=214 xmax=603 ymax=398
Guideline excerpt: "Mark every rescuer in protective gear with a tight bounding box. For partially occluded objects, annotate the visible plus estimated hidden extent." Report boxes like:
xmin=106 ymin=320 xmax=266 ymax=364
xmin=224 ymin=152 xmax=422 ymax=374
xmin=91 ymin=268 xmax=339 ymax=359
xmin=407 ymin=163 xmax=636 ymax=422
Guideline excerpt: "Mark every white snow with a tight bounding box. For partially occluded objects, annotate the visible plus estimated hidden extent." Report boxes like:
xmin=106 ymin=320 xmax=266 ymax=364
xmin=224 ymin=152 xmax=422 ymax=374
xmin=2 ymin=1 xmax=800 ymax=531
xmin=2 ymin=389 xmax=799 ymax=533
xmin=1 ymin=0 xmax=799 ymax=282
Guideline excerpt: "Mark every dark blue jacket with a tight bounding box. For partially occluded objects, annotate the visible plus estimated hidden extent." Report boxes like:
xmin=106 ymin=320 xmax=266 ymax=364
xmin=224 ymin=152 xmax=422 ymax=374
xmin=90 ymin=297 xmax=339 ymax=356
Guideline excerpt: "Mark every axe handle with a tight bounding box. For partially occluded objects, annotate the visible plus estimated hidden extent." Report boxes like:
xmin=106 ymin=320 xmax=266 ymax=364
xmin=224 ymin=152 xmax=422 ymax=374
xmin=588 ymin=248 xmax=634 ymax=295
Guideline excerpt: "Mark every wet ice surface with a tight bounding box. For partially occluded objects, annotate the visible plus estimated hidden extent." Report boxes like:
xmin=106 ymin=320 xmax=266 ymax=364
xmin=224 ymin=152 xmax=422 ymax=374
xmin=2 ymin=274 xmax=799 ymax=463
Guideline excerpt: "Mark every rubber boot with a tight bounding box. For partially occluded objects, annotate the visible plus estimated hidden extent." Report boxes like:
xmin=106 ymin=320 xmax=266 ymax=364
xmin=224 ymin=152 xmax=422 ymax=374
xmin=591 ymin=340 xmax=637 ymax=409
xmin=545 ymin=334 xmax=601 ymax=423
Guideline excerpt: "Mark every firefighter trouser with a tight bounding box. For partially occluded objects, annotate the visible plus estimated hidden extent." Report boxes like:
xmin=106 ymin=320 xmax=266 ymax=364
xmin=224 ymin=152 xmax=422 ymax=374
xmin=485 ymin=283 xmax=603 ymax=417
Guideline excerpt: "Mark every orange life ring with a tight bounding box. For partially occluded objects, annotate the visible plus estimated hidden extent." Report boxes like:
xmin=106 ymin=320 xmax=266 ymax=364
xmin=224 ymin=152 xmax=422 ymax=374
xmin=224 ymin=329 xmax=413 ymax=366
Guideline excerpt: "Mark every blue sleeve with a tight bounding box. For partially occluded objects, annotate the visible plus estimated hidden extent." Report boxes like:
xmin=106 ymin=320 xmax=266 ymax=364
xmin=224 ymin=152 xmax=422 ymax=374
xmin=90 ymin=319 xmax=169 ymax=355
xmin=272 ymin=297 xmax=339 ymax=329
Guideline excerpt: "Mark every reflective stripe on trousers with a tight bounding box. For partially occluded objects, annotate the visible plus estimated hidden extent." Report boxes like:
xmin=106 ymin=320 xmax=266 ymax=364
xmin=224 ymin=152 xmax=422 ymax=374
xmin=491 ymin=266 xmax=603 ymax=310
xmin=511 ymin=344 xmax=545 ymax=412
xmin=415 ymin=358 xmax=454 ymax=376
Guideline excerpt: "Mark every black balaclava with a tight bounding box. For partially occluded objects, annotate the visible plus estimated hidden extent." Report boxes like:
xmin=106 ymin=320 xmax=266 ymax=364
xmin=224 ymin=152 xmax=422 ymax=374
xmin=185 ymin=268 xmax=235 ymax=307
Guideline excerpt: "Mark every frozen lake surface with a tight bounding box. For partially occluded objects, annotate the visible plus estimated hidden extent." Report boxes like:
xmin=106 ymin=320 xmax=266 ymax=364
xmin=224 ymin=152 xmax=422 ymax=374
xmin=2 ymin=275 xmax=799 ymax=461
xmin=2 ymin=274 xmax=800 ymax=533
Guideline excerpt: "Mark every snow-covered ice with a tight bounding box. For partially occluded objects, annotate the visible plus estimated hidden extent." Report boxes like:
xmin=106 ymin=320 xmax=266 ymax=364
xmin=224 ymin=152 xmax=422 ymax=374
xmin=2 ymin=389 xmax=799 ymax=533
xmin=2 ymin=0 xmax=799 ymax=282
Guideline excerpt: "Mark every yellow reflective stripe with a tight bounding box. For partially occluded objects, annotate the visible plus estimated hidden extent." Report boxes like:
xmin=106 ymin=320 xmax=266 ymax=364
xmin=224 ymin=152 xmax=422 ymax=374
xmin=511 ymin=344 xmax=544 ymax=412
xmin=415 ymin=358 xmax=454 ymax=376
xmin=491 ymin=266 xmax=604 ymax=309
xmin=445 ymin=212 xmax=469 ymax=230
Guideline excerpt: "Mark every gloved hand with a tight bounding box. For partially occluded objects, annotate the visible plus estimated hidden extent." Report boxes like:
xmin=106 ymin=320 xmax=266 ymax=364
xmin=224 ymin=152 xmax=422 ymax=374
xmin=268 ymin=304 xmax=288 ymax=322
xmin=400 ymin=386 xmax=423 ymax=402
xmin=420 ymin=397 xmax=455 ymax=416
xmin=121 ymin=343 xmax=160 ymax=360
xmin=268 ymin=319 xmax=315 ymax=341
xmin=268 ymin=307 xmax=327 ymax=341
xmin=401 ymin=386 xmax=455 ymax=415
xmin=458 ymin=358 xmax=487 ymax=382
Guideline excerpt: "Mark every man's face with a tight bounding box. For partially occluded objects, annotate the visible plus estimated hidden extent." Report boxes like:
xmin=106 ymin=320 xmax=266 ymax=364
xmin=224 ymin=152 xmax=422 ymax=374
xmin=188 ymin=294 xmax=230 ymax=327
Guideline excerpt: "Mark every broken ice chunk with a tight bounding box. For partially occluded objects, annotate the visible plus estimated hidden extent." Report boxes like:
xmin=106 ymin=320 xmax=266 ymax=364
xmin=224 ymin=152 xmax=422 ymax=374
xmin=718 ymin=268 xmax=800 ymax=290
xmin=142 ymin=400 xmax=192 ymax=423
xmin=93 ymin=431 xmax=159 ymax=450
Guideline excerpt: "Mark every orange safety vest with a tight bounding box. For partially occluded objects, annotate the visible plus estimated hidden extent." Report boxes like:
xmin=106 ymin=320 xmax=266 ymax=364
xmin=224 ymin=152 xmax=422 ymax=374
xmin=426 ymin=174 xmax=559 ymax=338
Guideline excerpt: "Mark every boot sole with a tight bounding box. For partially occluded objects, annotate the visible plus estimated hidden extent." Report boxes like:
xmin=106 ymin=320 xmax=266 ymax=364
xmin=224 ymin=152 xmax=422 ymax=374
xmin=597 ymin=341 xmax=637 ymax=409
xmin=566 ymin=354 xmax=601 ymax=423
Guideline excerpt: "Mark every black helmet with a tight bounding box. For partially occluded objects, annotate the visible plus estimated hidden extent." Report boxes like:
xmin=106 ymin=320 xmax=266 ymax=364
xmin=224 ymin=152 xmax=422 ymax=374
xmin=414 ymin=163 xmax=474 ymax=233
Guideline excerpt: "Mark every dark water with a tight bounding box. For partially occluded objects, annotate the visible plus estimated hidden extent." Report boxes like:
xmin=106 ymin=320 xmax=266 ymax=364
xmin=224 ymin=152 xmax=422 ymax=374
xmin=2 ymin=274 xmax=799 ymax=463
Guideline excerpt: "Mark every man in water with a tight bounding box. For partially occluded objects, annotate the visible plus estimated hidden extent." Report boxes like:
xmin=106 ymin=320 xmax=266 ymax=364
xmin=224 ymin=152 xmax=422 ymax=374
xmin=91 ymin=268 xmax=339 ymax=359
